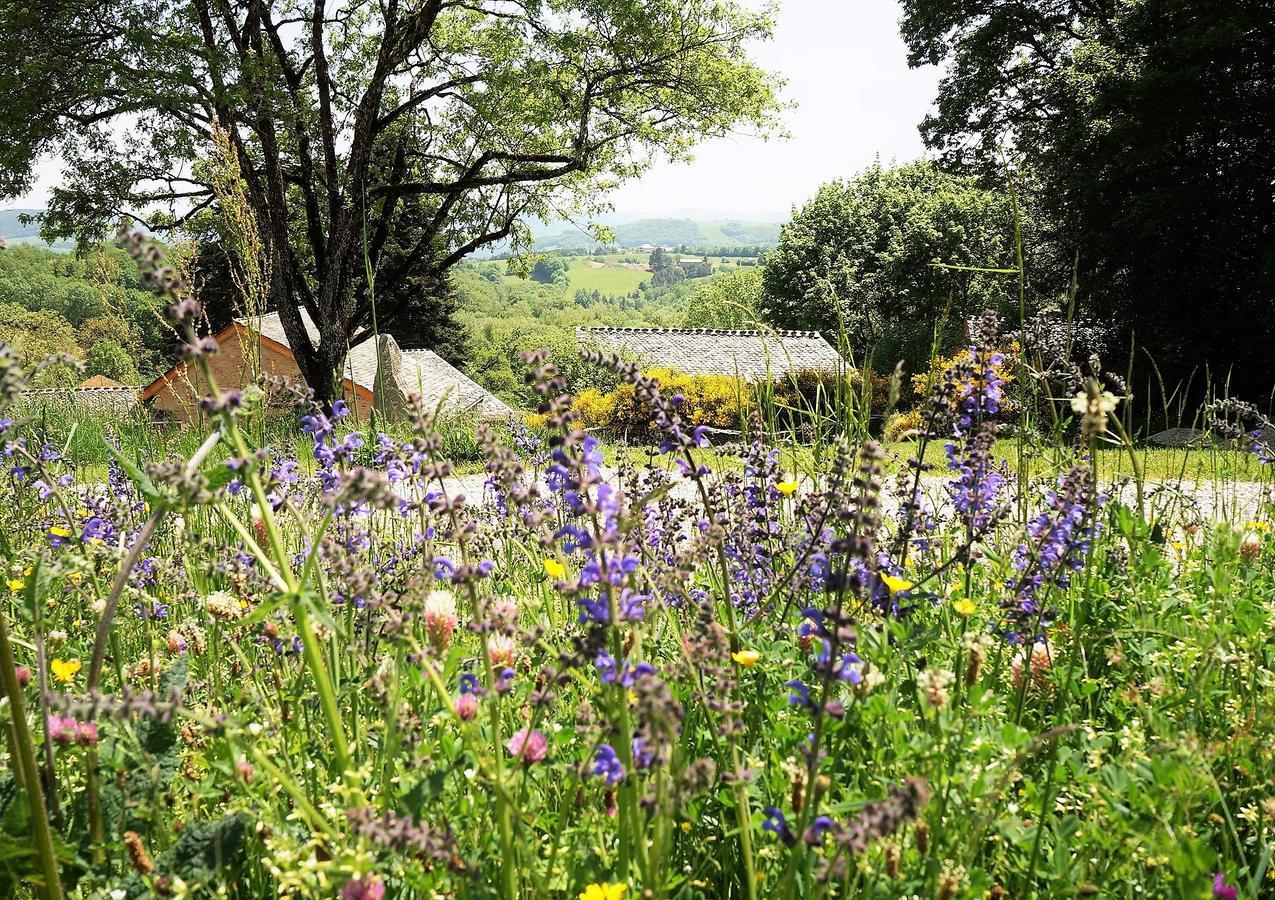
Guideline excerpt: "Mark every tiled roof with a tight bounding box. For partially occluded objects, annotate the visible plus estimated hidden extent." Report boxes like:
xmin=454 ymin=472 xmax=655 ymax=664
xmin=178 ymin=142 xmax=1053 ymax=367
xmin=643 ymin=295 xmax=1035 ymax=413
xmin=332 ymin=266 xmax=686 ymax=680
xmin=400 ymin=350 xmax=513 ymax=419
xmin=578 ymin=327 xmax=844 ymax=381
xmin=241 ymin=312 xmax=511 ymax=418
xmin=239 ymin=311 xmax=382 ymax=394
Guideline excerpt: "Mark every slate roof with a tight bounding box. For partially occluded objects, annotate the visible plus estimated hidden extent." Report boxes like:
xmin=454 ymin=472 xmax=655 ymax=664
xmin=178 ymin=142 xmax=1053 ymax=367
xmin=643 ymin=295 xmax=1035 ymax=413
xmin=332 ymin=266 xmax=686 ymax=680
xmin=400 ymin=350 xmax=513 ymax=418
xmin=242 ymin=311 xmax=511 ymax=418
xmin=240 ymin=311 xmax=381 ymax=393
xmin=577 ymin=327 xmax=844 ymax=381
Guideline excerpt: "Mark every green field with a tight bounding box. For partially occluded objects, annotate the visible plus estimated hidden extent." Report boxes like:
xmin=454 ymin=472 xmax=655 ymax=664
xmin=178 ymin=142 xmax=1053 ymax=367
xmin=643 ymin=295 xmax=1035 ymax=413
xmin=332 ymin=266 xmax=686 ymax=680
xmin=476 ymin=253 xmax=752 ymax=296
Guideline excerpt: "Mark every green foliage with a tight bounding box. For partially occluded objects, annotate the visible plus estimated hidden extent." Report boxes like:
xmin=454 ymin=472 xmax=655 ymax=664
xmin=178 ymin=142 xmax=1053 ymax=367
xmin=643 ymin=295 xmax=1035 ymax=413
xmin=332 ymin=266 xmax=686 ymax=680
xmin=529 ymin=256 xmax=569 ymax=286
xmin=0 ymin=243 xmax=166 ymax=378
xmin=759 ymin=160 xmax=1019 ymax=373
xmin=683 ymin=268 xmax=763 ymax=329
xmin=0 ymin=0 xmax=781 ymax=398
xmin=899 ymin=0 xmax=1275 ymax=396
xmin=84 ymin=340 xmax=139 ymax=383
xmin=0 ymin=302 xmax=82 ymax=386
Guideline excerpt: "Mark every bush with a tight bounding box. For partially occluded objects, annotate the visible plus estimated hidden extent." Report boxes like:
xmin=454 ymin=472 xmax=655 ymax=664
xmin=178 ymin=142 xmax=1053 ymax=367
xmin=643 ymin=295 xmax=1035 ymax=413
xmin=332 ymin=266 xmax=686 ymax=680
xmin=884 ymin=408 xmax=924 ymax=442
xmin=784 ymin=367 xmax=890 ymax=413
xmin=573 ymin=368 xmax=747 ymax=439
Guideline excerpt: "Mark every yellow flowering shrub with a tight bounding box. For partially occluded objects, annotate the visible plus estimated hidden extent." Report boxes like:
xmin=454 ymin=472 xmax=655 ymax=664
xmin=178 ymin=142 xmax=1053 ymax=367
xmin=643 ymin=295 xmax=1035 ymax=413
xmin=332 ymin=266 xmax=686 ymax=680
xmin=572 ymin=369 xmax=748 ymax=439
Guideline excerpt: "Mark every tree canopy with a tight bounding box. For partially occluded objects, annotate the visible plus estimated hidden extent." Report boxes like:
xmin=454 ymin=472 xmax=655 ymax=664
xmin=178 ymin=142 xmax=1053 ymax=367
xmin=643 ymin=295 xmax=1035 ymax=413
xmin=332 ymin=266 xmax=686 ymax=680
xmin=759 ymin=160 xmax=1018 ymax=372
xmin=900 ymin=0 xmax=1275 ymax=395
xmin=683 ymin=268 xmax=762 ymax=330
xmin=0 ymin=0 xmax=780 ymax=400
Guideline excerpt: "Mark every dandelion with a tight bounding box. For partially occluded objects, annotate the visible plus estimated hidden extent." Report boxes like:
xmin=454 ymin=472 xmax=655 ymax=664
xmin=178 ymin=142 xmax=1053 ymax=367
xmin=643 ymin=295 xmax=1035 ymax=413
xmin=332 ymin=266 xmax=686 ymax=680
xmin=50 ymin=658 xmax=81 ymax=683
xmin=731 ymin=649 xmax=760 ymax=668
xmin=881 ymin=573 xmax=914 ymax=594
xmin=543 ymin=558 xmax=566 ymax=580
xmin=507 ymin=728 xmax=548 ymax=765
xmin=776 ymin=478 xmax=798 ymax=496
xmin=952 ymin=598 xmax=977 ymax=617
xmin=578 ymin=884 xmax=626 ymax=900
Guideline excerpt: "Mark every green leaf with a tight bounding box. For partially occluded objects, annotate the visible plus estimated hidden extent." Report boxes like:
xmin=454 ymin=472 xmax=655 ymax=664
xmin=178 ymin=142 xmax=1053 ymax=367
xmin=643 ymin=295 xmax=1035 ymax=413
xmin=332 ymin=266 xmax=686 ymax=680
xmin=104 ymin=439 xmax=160 ymax=506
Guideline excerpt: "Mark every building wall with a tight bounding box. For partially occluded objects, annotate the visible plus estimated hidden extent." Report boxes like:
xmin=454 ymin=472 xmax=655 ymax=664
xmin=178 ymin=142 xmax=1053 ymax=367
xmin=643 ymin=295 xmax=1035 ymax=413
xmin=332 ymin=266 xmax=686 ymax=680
xmin=147 ymin=325 xmax=373 ymax=424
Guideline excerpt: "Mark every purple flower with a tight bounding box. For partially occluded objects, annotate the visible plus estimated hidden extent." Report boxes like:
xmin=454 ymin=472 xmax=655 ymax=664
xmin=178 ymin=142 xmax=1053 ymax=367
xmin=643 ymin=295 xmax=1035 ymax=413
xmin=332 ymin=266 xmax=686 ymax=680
xmin=1213 ymin=873 xmax=1237 ymax=900
xmin=762 ymin=807 xmax=795 ymax=845
xmin=592 ymin=744 xmax=625 ymax=784
xmin=340 ymin=876 xmax=385 ymax=900
xmin=803 ymin=816 xmax=837 ymax=845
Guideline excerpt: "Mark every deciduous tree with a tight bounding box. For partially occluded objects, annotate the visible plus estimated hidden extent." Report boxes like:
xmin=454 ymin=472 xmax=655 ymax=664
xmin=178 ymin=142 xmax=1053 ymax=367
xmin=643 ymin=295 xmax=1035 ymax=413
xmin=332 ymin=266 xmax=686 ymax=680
xmin=0 ymin=0 xmax=780 ymax=402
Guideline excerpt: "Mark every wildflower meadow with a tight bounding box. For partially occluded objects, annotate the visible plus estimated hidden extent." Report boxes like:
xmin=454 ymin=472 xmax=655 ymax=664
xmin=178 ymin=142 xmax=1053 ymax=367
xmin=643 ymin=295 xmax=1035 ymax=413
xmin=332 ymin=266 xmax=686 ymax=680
xmin=2 ymin=234 xmax=1273 ymax=900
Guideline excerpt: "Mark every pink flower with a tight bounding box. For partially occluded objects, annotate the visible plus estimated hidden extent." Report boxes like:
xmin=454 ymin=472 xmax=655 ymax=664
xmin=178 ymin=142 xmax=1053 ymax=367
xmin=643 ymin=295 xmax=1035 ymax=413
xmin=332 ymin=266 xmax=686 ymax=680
xmin=340 ymin=876 xmax=386 ymax=900
xmin=14 ymin=665 xmax=30 ymax=688
xmin=487 ymin=633 xmax=516 ymax=667
xmin=75 ymin=721 xmax=99 ymax=745
xmin=47 ymin=715 xmax=79 ymax=745
xmin=507 ymin=728 xmax=548 ymax=765
xmin=1213 ymin=873 xmax=1237 ymax=900
xmin=423 ymin=591 xmax=458 ymax=651
xmin=455 ymin=693 xmax=478 ymax=721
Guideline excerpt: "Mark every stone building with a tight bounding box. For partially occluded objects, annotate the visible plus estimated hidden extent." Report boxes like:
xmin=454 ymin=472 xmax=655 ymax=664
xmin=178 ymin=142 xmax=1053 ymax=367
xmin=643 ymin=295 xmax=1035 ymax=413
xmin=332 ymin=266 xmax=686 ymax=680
xmin=143 ymin=311 xmax=511 ymax=424
xmin=576 ymin=326 xmax=843 ymax=381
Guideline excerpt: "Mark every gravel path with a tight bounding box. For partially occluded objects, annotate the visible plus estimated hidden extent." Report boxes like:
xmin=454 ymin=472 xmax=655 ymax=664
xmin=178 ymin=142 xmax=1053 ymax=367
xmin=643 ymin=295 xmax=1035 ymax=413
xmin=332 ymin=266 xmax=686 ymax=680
xmin=430 ymin=469 xmax=1271 ymax=523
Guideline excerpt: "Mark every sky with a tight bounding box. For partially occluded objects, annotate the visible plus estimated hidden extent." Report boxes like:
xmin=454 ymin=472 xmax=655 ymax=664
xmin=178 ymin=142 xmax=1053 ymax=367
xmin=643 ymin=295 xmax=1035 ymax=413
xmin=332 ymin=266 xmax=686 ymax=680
xmin=602 ymin=0 xmax=942 ymax=220
xmin=5 ymin=0 xmax=941 ymax=222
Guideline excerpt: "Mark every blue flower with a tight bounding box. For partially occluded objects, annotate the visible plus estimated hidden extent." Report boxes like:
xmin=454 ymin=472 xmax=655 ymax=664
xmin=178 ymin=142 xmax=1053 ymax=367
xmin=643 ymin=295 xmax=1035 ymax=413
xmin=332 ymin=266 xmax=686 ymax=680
xmin=762 ymin=807 xmax=795 ymax=845
xmin=592 ymin=744 xmax=625 ymax=785
xmin=803 ymin=816 xmax=837 ymax=845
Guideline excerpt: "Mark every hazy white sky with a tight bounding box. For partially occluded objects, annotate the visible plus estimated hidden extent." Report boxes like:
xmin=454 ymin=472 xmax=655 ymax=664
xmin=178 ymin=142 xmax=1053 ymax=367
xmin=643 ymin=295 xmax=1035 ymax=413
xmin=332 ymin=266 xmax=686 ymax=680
xmin=7 ymin=0 xmax=940 ymax=220
xmin=606 ymin=0 xmax=942 ymax=219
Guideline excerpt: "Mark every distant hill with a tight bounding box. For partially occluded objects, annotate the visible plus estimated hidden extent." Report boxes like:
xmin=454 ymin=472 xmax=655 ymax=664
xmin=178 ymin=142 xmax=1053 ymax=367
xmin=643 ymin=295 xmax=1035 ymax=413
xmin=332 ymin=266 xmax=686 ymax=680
xmin=0 ymin=209 xmax=75 ymax=251
xmin=535 ymin=217 xmax=781 ymax=251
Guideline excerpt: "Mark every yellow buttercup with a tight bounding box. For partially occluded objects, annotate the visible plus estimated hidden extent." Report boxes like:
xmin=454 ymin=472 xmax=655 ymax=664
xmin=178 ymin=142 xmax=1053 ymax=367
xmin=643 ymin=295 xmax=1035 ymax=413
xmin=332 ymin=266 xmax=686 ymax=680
xmin=543 ymin=559 xmax=566 ymax=580
xmin=579 ymin=884 xmax=626 ymax=900
xmin=51 ymin=658 xmax=82 ymax=683
xmin=731 ymin=649 xmax=761 ymax=668
xmin=881 ymin=573 xmax=914 ymax=594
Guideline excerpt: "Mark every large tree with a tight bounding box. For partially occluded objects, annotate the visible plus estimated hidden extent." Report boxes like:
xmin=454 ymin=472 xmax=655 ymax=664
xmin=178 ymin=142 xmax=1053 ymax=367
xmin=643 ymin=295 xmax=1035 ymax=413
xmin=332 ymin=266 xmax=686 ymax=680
xmin=0 ymin=0 xmax=780 ymax=402
xmin=900 ymin=0 xmax=1275 ymax=397
xmin=759 ymin=160 xmax=1019 ymax=372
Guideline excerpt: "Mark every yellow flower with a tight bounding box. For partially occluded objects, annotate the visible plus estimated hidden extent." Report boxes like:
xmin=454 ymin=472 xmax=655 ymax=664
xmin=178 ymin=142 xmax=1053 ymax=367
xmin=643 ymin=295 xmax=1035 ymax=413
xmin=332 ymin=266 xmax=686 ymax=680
xmin=776 ymin=479 xmax=799 ymax=496
xmin=543 ymin=559 xmax=566 ymax=580
xmin=1245 ymin=521 xmax=1270 ymax=532
xmin=952 ymin=598 xmax=977 ymax=617
xmin=48 ymin=525 xmax=71 ymax=539
xmin=731 ymin=649 xmax=761 ymax=668
xmin=880 ymin=574 xmax=914 ymax=594
xmin=67 ymin=572 xmax=84 ymax=585
xmin=51 ymin=658 xmax=82 ymax=683
xmin=579 ymin=884 xmax=626 ymax=900
xmin=7 ymin=577 xmax=23 ymax=592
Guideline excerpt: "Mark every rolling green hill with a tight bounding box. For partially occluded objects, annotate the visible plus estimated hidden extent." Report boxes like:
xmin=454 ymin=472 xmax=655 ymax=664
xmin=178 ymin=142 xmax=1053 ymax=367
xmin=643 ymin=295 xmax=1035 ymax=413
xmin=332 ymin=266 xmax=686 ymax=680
xmin=535 ymin=217 xmax=780 ymax=250
xmin=0 ymin=209 xmax=75 ymax=251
